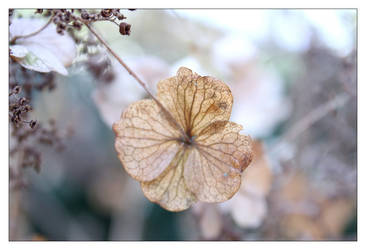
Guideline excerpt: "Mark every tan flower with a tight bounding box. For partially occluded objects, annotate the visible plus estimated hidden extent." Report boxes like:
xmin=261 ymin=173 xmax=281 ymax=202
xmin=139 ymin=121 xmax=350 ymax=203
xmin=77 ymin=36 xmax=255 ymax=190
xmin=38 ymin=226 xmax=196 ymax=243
xmin=113 ymin=67 xmax=253 ymax=211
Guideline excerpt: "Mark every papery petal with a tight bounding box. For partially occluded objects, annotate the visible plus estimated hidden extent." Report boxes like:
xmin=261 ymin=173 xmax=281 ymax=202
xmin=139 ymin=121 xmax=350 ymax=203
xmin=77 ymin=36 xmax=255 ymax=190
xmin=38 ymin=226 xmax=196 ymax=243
xmin=113 ymin=99 xmax=182 ymax=182
xmin=184 ymin=122 xmax=253 ymax=202
xmin=141 ymin=150 xmax=197 ymax=211
xmin=157 ymin=67 xmax=233 ymax=135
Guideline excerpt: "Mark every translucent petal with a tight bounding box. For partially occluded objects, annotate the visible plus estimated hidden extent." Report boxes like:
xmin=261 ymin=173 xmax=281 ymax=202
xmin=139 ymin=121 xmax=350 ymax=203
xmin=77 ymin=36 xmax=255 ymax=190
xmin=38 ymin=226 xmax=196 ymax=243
xmin=113 ymin=99 xmax=182 ymax=182
xmin=141 ymin=150 xmax=197 ymax=211
xmin=157 ymin=67 xmax=233 ymax=136
xmin=184 ymin=122 xmax=253 ymax=202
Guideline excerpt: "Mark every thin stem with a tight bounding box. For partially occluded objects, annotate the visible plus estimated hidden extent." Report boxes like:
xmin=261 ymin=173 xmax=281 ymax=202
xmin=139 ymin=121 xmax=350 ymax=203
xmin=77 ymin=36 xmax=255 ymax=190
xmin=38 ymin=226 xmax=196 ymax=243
xmin=10 ymin=14 xmax=54 ymax=44
xmin=83 ymin=22 xmax=190 ymax=141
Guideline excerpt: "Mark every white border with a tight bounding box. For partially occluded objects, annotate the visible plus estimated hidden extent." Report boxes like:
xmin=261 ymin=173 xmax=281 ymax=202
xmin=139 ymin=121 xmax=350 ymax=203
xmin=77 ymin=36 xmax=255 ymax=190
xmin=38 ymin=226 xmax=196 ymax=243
xmin=1 ymin=0 xmax=364 ymax=249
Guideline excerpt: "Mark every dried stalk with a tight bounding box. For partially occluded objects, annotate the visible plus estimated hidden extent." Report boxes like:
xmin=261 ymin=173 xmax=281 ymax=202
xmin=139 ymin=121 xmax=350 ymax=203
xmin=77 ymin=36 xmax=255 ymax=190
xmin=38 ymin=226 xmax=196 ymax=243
xmin=83 ymin=21 xmax=190 ymax=142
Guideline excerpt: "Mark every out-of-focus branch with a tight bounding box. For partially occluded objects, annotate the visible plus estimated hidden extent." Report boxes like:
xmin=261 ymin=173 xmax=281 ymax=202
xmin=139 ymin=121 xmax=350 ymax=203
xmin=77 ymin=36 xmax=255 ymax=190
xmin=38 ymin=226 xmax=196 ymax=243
xmin=271 ymin=93 xmax=351 ymax=155
xmin=285 ymin=93 xmax=350 ymax=141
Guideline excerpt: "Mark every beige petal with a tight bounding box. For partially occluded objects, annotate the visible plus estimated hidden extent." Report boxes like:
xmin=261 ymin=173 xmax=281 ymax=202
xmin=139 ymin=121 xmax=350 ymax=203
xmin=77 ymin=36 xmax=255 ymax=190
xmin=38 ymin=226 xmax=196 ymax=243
xmin=141 ymin=150 xmax=197 ymax=212
xmin=183 ymin=121 xmax=253 ymax=202
xmin=113 ymin=99 xmax=182 ymax=182
xmin=157 ymin=67 xmax=233 ymax=135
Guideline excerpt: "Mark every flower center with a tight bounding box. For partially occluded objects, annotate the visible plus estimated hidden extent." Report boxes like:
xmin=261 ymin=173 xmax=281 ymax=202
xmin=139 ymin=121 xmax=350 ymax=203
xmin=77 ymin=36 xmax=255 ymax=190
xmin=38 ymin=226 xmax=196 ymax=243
xmin=181 ymin=129 xmax=195 ymax=146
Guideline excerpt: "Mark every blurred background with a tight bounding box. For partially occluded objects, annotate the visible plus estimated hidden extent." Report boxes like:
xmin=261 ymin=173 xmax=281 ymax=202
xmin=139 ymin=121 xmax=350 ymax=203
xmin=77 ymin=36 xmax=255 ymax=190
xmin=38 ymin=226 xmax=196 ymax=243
xmin=9 ymin=9 xmax=357 ymax=240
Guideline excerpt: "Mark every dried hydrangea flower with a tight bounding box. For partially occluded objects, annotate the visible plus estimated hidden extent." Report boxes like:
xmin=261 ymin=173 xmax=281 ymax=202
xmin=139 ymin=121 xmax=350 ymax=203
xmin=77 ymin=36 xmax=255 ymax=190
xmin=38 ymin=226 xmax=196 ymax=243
xmin=113 ymin=67 xmax=253 ymax=211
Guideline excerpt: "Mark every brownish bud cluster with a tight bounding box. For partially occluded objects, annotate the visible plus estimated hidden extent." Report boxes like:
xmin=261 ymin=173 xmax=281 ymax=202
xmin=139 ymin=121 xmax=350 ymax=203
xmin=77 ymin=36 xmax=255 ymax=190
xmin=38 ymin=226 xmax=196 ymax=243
xmin=10 ymin=118 xmax=68 ymax=184
xmin=80 ymin=9 xmax=126 ymax=21
xmin=51 ymin=9 xmax=82 ymax=34
xmin=119 ymin=22 xmax=131 ymax=35
xmin=9 ymin=85 xmax=36 ymax=129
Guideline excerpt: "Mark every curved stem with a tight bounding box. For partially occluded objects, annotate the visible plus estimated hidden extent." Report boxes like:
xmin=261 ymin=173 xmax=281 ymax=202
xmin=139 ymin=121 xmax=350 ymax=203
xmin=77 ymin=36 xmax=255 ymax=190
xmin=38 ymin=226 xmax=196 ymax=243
xmin=10 ymin=14 xmax=54 ymax=44
xmin=83 ymin=22 xmax=190 ymax=141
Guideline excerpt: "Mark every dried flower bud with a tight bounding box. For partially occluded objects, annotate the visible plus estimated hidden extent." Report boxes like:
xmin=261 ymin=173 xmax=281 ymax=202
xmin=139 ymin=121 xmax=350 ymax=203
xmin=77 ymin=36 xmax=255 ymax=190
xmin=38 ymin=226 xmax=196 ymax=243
xmin=58 ymin=22 xmax=67 ymax=29
xmin=119 ymin=22 xmax=131 ymax=36
xmin=101 ymin=9 xmax=112 ymax=17
xmin=24 ymin=105 xmax=32 ymax=112
xmin=53 ymin=16 xmax=60 ymax=24
xmin=63 ymin=14 xmax=71 ymax=23
xmin=81 ymin=11 xmax=89 ymax=20
xmin=19 ymin=97 xmax=27 ymax=105
xmin=13 ymin=85 xmax=21 ymax=94
xmin=56 ymin=27 xmax=64 ymax=35
xmin=29 ymin=120 xmax=37 ymax=129
xmin=72 ymin=21 xmax=82 ymax=30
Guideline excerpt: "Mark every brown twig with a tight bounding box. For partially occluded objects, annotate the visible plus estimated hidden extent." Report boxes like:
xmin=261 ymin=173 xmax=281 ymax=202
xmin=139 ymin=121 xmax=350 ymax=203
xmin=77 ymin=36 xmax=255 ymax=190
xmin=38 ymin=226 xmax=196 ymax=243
xmin=10 ymin=14 xmax=55 ymax=44
xmin=83 ymin=21 xmax=190 ymax=142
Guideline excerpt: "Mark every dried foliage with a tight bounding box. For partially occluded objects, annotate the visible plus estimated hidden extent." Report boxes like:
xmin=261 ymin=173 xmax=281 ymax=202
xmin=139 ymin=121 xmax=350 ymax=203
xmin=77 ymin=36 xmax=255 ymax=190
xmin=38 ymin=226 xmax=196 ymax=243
xmin=113 ymin=67 xmax=253 ymax=211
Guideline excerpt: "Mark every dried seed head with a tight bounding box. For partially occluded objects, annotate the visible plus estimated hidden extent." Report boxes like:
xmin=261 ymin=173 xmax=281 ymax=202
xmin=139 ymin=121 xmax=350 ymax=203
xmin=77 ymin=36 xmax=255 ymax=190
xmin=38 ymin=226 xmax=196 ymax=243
xmin=81 ymin=11 xmax=89 ymax=20
xmin=101 ymin=9 xmax=112 ymax=17
xmin=72 ymin=21 xmax=82 ymax=30
xmin=23 ymin=105 xmax=32 ymax=112
xmin=29 ymin=120 xmax=37 ymax=129
xmin=13 ymin=85 xmax=21 ymax=94
xmin=19 ymin=97 xmax=27 ymax=105
xmin=119 ymin=22 xmax=131 ymax=36
xmin=57 ymin=22 xmax=66 ymax=30
xmin=56 ymin=27 xmax=64 ymax=35
xmin=53 ymin=16 xmax=60 ymax=24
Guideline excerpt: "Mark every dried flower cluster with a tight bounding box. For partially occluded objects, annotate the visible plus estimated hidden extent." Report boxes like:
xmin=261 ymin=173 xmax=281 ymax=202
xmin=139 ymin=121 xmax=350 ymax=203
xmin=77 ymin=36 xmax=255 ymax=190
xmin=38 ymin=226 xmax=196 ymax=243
xmin=10 ymin=119 xmax=69 ymax=189
xmin=32 ymin=9 xmax=131 ymax=36
xmin=9 ymin=8 xmax=135 ymax=187
xmin=9 ymin=85 xmax=35 ymax=128
xmin=113 ymin=67 xmax=253 ymax=211
xmin=9 ymin=58 xmax=66 ymax=189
